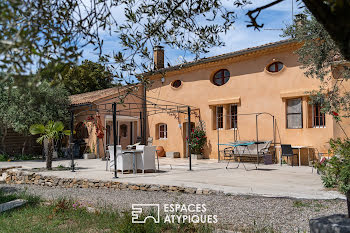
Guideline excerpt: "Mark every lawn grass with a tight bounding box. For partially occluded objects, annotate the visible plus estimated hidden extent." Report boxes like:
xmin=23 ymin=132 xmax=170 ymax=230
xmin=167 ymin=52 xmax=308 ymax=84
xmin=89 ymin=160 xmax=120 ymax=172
xmin=0 ymin=190 xmax=280 ymax=232
xmin=0 ymin=197 xmax=214 ymax=233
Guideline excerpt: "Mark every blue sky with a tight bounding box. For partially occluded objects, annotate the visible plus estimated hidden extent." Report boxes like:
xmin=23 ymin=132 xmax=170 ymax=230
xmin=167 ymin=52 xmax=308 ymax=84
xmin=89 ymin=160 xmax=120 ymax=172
xmin=81 ymin=0 xmax=302 ymax=68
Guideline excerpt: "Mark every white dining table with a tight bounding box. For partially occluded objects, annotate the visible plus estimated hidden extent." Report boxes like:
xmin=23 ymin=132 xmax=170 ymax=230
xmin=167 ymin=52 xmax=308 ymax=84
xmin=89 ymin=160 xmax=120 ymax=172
xmin=276 ymin=145 xmax=310 ymax=166
xmin=122 ymin=150 xmax=143 ymax=174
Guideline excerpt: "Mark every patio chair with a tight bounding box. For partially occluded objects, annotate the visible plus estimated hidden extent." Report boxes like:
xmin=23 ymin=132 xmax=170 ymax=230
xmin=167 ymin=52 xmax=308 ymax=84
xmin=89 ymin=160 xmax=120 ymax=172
xmin=147 ymin=137 xmax=153 ymax=146
xmin=136 ymin=145 xmax=156 ymax=173
xmin=280 ymin=144 xmax=298 ymax=167
xmin=108 ymin=145 xmax=133 ymax=174
xmin=223 ymin=147 xmax=234 ymax=160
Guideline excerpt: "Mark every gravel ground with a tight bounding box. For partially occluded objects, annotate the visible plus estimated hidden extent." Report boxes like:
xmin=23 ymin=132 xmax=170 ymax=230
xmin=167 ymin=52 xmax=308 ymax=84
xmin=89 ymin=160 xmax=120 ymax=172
xmin=0 ymin=184 xmax=347 ymax=232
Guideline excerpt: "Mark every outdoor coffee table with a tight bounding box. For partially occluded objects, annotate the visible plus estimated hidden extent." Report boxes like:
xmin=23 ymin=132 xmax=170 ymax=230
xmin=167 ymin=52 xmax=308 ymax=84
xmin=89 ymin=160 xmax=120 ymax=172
xmin=122 ymin=150 xmax=143 ymax=174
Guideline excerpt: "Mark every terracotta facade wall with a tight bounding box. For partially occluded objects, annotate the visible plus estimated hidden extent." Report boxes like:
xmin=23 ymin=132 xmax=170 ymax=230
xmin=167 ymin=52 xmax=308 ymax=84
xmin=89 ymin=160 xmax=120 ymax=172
xmin=72 ymin=88 xmax=143 ymax=157
xmin=146 ymin=44 xmax=349 ymax=161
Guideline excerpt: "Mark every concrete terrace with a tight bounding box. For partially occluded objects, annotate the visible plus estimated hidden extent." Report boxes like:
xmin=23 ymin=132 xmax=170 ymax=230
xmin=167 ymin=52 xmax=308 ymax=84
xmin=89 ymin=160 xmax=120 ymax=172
xmin=0 ymin=158 xmax=344 ymax=200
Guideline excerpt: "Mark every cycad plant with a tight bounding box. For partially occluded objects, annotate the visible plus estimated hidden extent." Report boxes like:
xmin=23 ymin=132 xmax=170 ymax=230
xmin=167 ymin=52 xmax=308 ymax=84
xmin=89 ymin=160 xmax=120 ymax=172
xmin=30 ymin=121 xmax=70 ymax=170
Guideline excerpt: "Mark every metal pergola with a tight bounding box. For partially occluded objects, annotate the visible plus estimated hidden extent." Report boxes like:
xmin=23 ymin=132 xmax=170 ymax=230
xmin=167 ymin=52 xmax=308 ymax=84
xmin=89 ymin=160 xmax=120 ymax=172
xmin=69 ymin=90 xmax=200 ymax=178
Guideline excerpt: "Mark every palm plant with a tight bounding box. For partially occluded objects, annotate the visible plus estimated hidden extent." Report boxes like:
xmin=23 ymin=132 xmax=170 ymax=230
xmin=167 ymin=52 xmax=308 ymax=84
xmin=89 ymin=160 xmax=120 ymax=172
xmin=30 ymin=121 xmax=70 ymax=170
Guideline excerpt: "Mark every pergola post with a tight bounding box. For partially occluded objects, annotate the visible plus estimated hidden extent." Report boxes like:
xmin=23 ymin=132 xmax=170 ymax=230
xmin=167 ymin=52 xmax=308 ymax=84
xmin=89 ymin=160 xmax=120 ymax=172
xmin=70 ymin=110 xmax=75 ymax=172
xmin=217 ymin=126 xmax=220 ymax=162
xmin=256 ymin=114 xmax=259 ymax=165
xmin=273 ymin=116 xmax=276 ymax=159
xmin=187 ymin=106 xmax=192 ymax=171
xmin=112 ymin=102 xmax=118 ymax=178
xmin=139 ymin=111 xmax=143 ymax=142
xmin=142 ymin=84 xmax=147 ymax=145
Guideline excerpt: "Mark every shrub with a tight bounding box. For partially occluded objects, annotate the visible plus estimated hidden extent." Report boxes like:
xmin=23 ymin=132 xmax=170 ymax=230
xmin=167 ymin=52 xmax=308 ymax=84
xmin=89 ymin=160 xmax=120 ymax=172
xmin=0 ymin=153 xmax=9 ymax=161
xmin=319 ymin=138 xmax=350 ymax=217
xmin=188 ymin=127 xmax=207 ymax=155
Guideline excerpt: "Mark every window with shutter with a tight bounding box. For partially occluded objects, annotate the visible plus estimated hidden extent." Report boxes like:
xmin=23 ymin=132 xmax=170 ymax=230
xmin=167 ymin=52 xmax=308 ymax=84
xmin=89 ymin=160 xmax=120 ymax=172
xmin=312 ymin=104 xmax=326 ymax=128
xmin=216 ymin=106 xmax=223 ymax=129
xmin=286 ymin=98 xmax=303 ymax=129
xmin=230 ymin=104 xmax=238 ymax=129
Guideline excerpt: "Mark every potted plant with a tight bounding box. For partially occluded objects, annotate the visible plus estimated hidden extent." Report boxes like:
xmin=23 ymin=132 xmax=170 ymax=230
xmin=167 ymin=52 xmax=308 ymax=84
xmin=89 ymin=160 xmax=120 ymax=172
xmin=83 ymin=145 xmax=96 ymax=159
xmin=188 ymin=127 xmax=207 ymax=159
xmin=309 ymin=138 xmax=350 ymax=232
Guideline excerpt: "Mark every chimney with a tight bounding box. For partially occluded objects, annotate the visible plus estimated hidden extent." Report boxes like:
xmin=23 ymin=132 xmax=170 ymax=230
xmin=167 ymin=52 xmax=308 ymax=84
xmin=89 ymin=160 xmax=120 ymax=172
xmin=294 ymin=13 xmax=306 ymax=27
xmin=153 ymin=45 xmax=164 ymax=70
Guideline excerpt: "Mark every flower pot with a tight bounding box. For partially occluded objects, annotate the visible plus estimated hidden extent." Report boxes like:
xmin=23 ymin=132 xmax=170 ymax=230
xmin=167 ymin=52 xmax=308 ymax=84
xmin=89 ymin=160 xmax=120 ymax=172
xmin=191 ymin=154 xmax=204 ymax=159
xmin=83 ymin=153 xmax=96 ymax=159
xmin=52 ymin=151 xmax=58 ymax=159
xmin=156 ymin=146 xmax=165 ymax=157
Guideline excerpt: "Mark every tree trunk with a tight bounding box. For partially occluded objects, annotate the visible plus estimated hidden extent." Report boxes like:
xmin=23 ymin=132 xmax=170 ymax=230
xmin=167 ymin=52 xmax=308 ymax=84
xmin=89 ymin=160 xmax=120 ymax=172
xmin=46 ymin=140 xmax=53 ymax=170
xmin=21 ymin=136 xmax=29 ymax=156
xmin=0 ymin=127 xmax=7 ymax=153
xmin=347 ymin=190 xmax=350 ymax=218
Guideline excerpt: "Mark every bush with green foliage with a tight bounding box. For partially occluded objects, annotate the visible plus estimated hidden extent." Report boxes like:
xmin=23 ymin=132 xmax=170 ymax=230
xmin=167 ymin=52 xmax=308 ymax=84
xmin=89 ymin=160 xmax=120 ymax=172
xmin=318 ymin=138 xmax=350 ymax=217
xmin=321 ymin=139 xmax=350 ymax=194
xmin=0 ymin=80 xmax=70 ymax=154
xmin=0 ymin=154 xmax=9 ymax=161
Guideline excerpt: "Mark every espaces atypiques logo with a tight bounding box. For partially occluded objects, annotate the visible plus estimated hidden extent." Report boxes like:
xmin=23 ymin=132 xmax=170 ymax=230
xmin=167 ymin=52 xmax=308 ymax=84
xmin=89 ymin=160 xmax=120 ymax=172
xmin=132 ymin=203 xmax=218 ymax=224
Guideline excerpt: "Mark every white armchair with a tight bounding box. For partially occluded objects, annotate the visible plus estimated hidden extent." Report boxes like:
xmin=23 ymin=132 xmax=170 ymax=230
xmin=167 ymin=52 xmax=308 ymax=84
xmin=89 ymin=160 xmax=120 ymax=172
xmin=136 ymin=145 xmax=156 ymax=173
xmin=108 ymin=145 xmax=132 ymax=174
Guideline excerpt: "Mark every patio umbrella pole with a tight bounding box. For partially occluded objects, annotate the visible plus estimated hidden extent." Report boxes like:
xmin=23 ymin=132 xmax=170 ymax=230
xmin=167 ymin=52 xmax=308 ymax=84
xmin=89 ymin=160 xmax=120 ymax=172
xmin=112 ymin=102 xmax=118 ymax=178
xmin=188 ymin=106 xmax=192 ymax=171
xmin=70 ymin=110 xmax=75 ymax=172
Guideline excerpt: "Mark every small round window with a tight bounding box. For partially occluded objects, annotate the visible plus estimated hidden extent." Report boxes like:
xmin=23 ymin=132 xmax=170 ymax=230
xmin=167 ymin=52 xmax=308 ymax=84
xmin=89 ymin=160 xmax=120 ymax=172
xmin=267 ymin=62 xmax=284 ymax=73
xmin=171 ymin=80 xmax=182 ymax=88
xmin=213 ymin=69 xmax=230 ymax=86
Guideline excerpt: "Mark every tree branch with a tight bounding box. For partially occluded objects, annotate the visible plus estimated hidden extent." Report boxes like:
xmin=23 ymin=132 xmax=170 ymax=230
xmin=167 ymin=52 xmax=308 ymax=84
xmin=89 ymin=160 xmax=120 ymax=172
xmin=302 ymin=0 xmax=350 ymax=60
xmin=246 ymin=0 xmax=284 ymax=30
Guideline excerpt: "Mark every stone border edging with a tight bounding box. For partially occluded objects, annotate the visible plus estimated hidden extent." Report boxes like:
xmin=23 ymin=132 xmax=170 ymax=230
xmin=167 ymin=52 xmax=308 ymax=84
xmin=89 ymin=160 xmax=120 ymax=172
xmin=3 ymin=170 xmax=221 ymax=195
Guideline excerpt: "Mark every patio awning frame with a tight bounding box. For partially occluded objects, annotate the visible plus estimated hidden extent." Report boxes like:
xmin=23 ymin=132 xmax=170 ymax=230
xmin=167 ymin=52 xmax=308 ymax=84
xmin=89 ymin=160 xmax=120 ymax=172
xmin=69 ymin=85 xmax=200 ymax=176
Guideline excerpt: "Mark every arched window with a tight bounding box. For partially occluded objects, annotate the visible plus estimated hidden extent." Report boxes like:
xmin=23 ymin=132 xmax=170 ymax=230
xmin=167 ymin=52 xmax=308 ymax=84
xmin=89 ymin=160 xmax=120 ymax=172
xmin=267 ymin=62 xmax=284 ymax=73
xmin=212 ymin=69 xmax=230 ymax=86
xmin=75 ymin=122 xmax=89 ymax=139
xmin=120 ymin=124 xmax=127 ymax=137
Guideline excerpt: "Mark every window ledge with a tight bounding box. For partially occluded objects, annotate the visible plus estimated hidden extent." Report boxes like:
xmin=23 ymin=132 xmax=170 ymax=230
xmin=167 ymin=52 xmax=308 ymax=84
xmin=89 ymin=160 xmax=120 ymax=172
xmin=280 ymin=89 xmax=315 ymax=98
xmin=208 ymin=97 xmax=240 ymax=106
